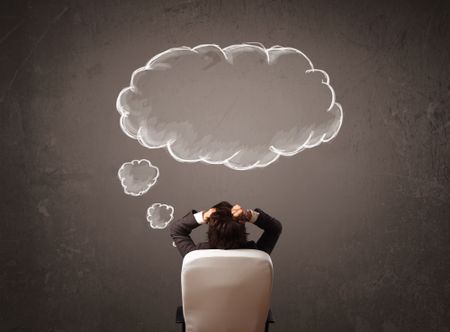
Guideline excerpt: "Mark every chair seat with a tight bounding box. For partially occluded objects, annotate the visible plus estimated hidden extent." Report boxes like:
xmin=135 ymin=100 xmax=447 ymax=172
xmin=176 ymin=306 xmax=275 ymax=324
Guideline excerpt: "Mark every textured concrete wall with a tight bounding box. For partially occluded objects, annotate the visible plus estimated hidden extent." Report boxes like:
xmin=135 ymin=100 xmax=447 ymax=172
xmin=1 ymin=0 xmax=449 ymax=331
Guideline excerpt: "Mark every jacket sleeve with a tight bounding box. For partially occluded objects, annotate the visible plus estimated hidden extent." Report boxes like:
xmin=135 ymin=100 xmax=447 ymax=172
xmin=253 ymin=208 xmax=283 ymax=254
xmin=170 ymin=210 xmax=202 ymax=258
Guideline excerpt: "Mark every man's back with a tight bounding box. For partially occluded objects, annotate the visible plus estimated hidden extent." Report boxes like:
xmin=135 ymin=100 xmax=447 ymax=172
xmin=170 ymin=206 xmax=282 ymax=258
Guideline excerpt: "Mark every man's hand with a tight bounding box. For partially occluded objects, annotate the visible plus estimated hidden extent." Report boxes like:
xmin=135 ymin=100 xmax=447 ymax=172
xmin=231 ymin=204 xmax=252 ymax=223
xmin=202 ymin=208 xmax=216 ymax=223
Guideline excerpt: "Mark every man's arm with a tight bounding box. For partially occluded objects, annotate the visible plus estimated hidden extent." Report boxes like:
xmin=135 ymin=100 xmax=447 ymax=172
xmin=251 ymin=208 xmax=282 ymax=254
xmin=170 ymin=210 xmax=204 ymax=258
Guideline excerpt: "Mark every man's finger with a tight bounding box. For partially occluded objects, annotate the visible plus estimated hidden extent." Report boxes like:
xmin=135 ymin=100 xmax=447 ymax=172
xmin=231 ymin=209 xmax=242 ymax=216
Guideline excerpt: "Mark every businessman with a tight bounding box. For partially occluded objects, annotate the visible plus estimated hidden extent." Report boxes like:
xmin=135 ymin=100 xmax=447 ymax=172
xmin=170 ymin=201 xmax=282 ymax=258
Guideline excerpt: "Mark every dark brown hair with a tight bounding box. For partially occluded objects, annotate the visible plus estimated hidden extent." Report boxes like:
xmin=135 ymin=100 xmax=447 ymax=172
xmin=207 ymin=201 xmax=248 ymax=249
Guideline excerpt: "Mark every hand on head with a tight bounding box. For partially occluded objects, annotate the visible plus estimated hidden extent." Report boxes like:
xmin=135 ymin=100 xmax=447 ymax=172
xmin=202 ymin=203 xmax=250 ymax=224
xmin=231 ymin=204 xmax=251 ymax=224
xmin=202 ymin=208 xmax=216 ymax=223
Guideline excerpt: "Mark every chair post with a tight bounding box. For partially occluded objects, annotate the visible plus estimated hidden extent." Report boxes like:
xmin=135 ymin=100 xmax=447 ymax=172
xmin=176 ymin=305 xmax=185 ymax=332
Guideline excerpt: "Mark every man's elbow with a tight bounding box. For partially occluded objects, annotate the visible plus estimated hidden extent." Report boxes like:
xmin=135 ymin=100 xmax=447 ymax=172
xmin=273 ymin=218 xmax=282 ymax=235
xmin=169 ymin=221 xmax=178 ymax=238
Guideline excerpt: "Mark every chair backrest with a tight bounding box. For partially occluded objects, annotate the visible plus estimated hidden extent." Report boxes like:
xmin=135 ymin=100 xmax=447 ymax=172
xmin=181 ymin=249 xmax=273 ymax=332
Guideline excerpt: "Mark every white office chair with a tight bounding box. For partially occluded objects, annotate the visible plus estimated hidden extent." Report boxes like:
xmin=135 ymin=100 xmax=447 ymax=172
xmin=175 ymin=249 xmax=275 ymax=332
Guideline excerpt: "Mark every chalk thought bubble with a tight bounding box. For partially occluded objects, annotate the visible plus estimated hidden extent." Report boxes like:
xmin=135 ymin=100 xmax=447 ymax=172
xmin=118 ymin=159 xmax=159 ymax=196
xmin=146 ymin=203 xmax=174 ymax=229
xmin=117 ymin=43 xmax=343 ymax=170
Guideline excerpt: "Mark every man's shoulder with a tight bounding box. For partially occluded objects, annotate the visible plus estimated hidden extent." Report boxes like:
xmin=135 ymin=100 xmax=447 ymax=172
xmin=196 ymin=241 xmax=257 ymax=250
xmin=197 ymin=242 xmax=211 ymax=249
xmin=244 ymin=240 xmax=257 ymax=249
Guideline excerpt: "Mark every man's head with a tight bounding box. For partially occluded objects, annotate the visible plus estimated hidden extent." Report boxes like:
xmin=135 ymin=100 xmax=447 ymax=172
xmin=207 ymin=201 xmax=248 ymax=249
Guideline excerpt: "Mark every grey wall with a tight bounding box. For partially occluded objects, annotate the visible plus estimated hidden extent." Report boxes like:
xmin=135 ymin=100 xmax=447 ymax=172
xmin=1 ymin=0 xmax=449 ymax=331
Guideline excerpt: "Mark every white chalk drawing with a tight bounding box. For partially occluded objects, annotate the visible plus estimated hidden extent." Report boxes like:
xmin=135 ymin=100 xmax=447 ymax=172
xmin=146 ymin=203 xmax=174 ymax=229
xmin=117 ymin=42 xmax=343 ymax=170
xmin=117 ymin=159 xmax=159 ymax=196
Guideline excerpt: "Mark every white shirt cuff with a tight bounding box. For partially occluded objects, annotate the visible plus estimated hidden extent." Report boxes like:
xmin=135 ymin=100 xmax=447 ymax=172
xmin=194 ymin=211 xmax=206 ymax=224
xmin=248 ymin=209 xmax=259 ymax=223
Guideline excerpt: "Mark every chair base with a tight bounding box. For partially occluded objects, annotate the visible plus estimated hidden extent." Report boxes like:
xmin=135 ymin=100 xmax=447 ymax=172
xmin=176 ymin=305 xmax=275 ymax=332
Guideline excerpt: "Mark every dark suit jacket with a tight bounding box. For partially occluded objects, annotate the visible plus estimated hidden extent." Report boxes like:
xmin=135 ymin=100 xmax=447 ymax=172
xmin=170 ymin=208 xmax=282 ymax=258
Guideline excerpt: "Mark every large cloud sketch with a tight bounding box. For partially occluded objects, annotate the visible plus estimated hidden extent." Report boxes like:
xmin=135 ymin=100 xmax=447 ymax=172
xmin=117 ymin=43 xmax=343 ymax=170
xmin=118 ymin=159 xmax=159 ymax=196
xmin=146 ymin=203 xmax=174 ymax=229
